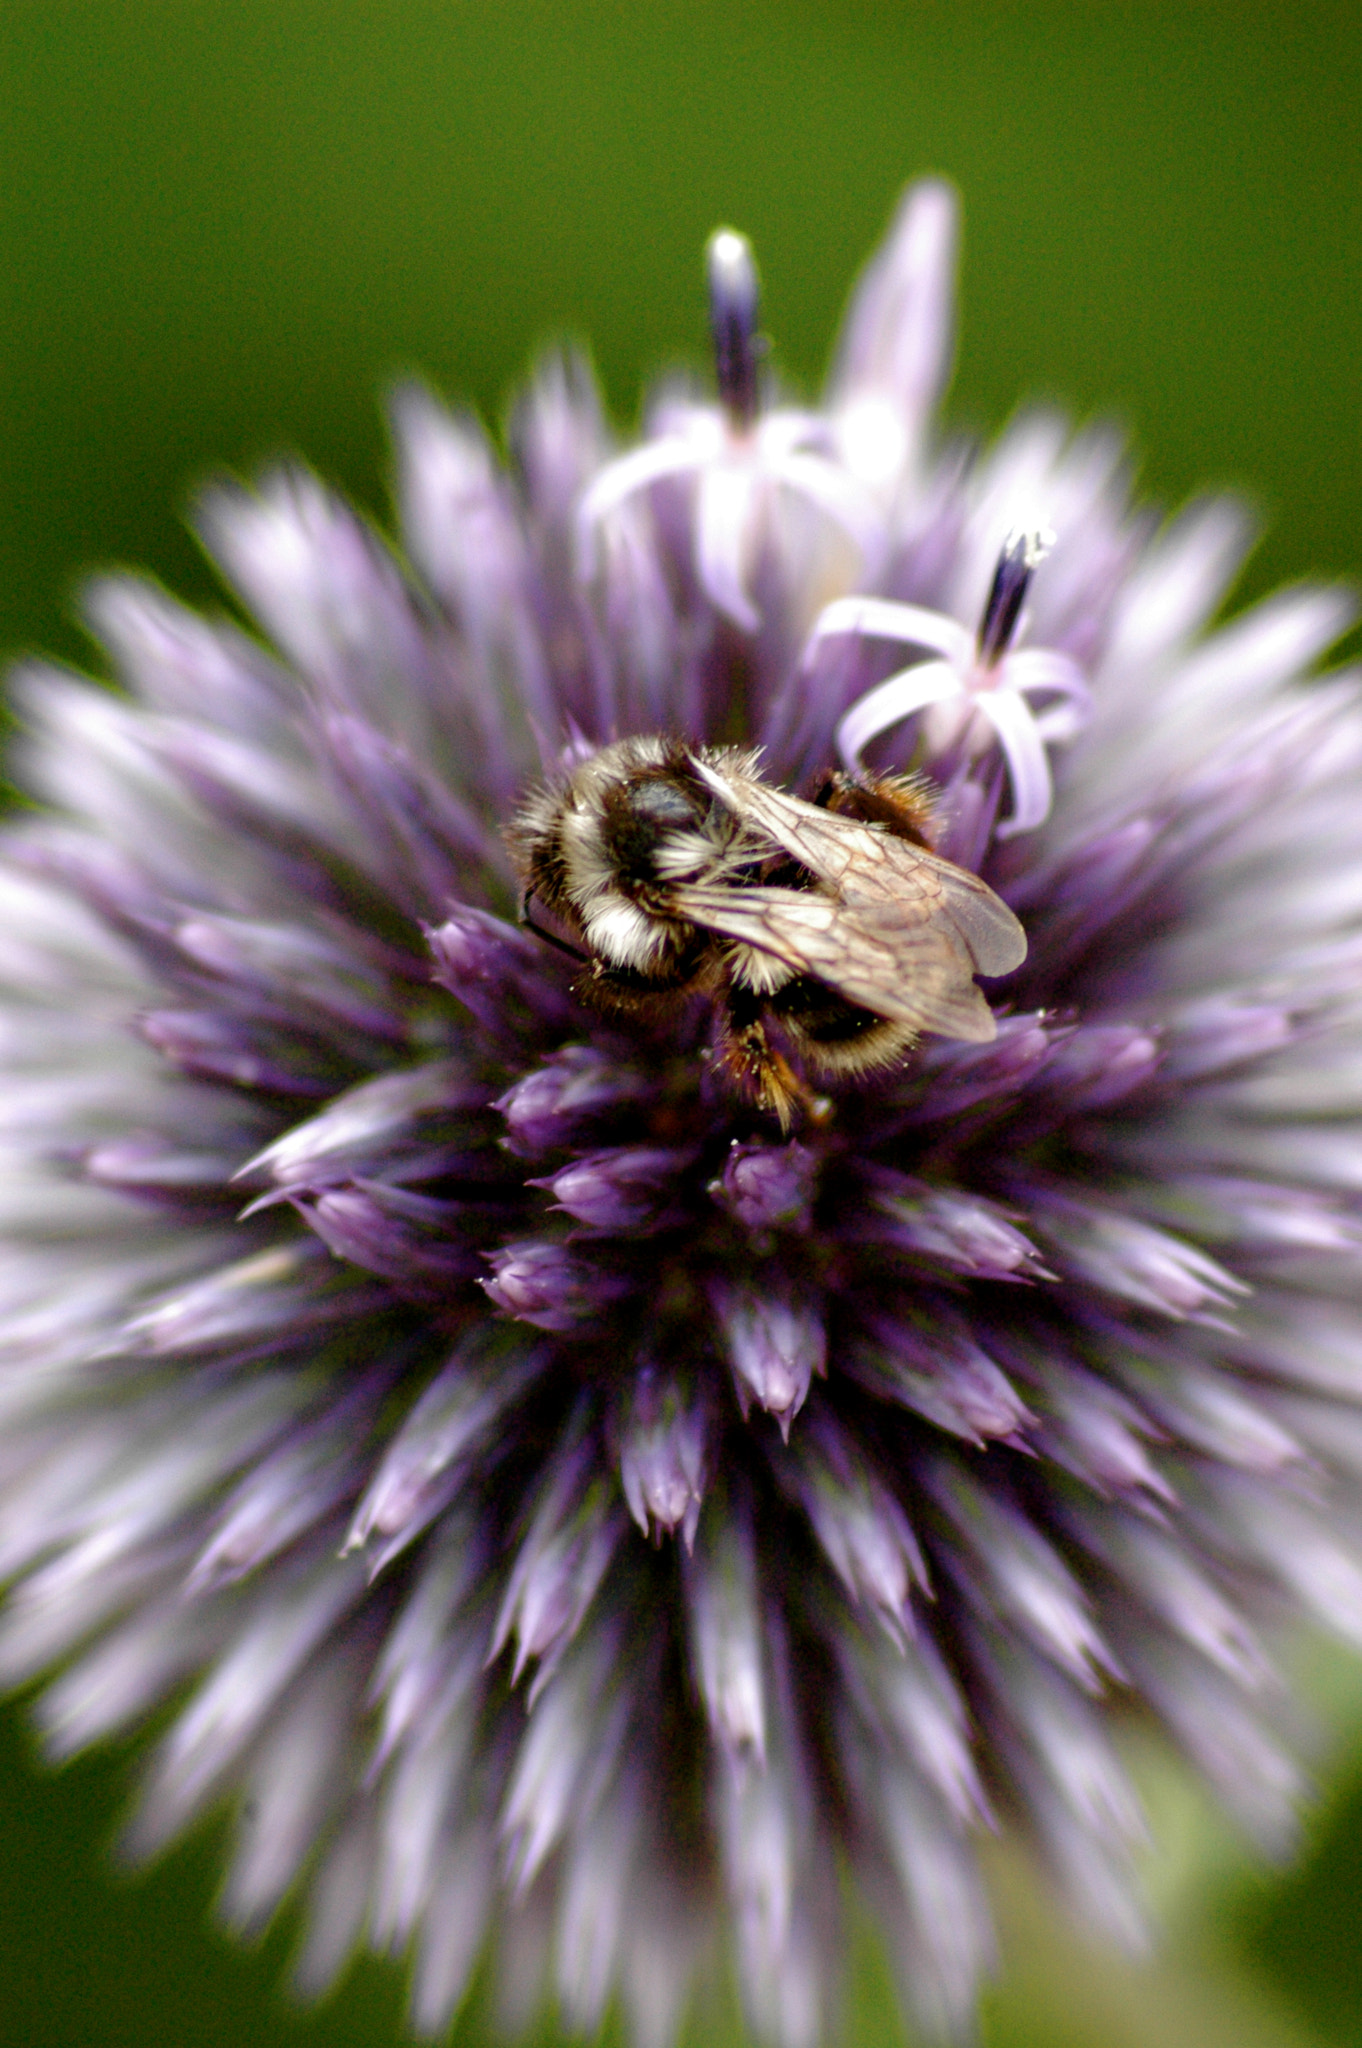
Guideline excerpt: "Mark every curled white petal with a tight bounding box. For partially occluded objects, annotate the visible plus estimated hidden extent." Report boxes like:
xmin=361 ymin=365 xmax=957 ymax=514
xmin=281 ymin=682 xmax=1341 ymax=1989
xmin=977 ymin=687 xmax=1055 ymax=838
xmin=807 ymin=595 xmax=972 ymax=667
xmin=1004 ymin=646 xmax=1092 ymax=711
xmin=574 ymin=436 xmax=705 ymax=571
xmin=836 ymin=660 xmax=962 ymax=769
xmin=1033 ymin=699 xmax=1088 ymax=745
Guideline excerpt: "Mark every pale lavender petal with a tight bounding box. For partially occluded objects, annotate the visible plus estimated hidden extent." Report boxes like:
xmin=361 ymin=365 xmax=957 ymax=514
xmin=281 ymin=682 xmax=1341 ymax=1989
xmin=39 ymin=1597 xmax=221 ymax=1756
xmin=84 ymin=574 xmax=298 ymax=740
xmin=710 ymin=1137 xmax=818 ymax=1235
xmin=129 ymin=1559 xmax=370 ymax=1852
xmin=536 ymin=1144 xmax=695 ymax=1233
xmin=137 ymin=1008 xmax=338 ymax=1097
xmin=1122 ymin=1637 xmax=1304 ymax=1852
xmin=169 ymin=910 xmax=406 ymax=1041
xmin=754 ymin=408 xmax=833 ymax=459
xmin=298 ymin=1181 xmax=491 ymax=1291
xmin=370 ymin=1687 xmax=484 ymax=1949
xmin=366 ymin=1520 xmax=487 ymax=1775
xmin=393 ymin=387 xmax=557 ymax=757
xmin=1027 ymin=1024 xmax=1162 ymax=1113
xmin=554 ymin=1767 xmax=646 ymax=2033
xmin=619 ymin=1372 xmax=709 ymax=1548
xmin=292 ymin=1809 xmax=381 ymax=1999
xmin=490 ymin=1437 xmax=626 ymax=1697
xmin=240 ymin=1059 xmax=484 ymax=1190
xmin=406 ymin=1831 xmax=495 ymax=2033
xmin=317 ymin=710 xmax=508 ymax=913
xmin=715 ymin=1619 xmax=832 ymax=2048
xmin=836 ymin=658 xmax=962 ymax=769
xmin=620 ymin=1863 xmax=711 ymax=2048
xmin=499 ymin=1621 xmax=634 ymax=1889
xmin=780 ymin=1412 xmax=927 ymax=1647
xmin=115 ymin=1242 xmax=373 ymax=1358
xmin=481 ymin=1240 xmax=630 ymax=1333
xmin=977 ymin=684 xmax=1056 ymax=836
xmin=684 ymin=1504 xmax=766 ymax=1770
xmin=509 ymin=346 xmax=609 ymax=528
xmin=930 ymin=1465 xmax=1120 ymax=1690
xmin=694 ymin=462 xmax=762 ymax=630
xmin=426 ymin=905 xmax=577 ymax=1036
xmin=847 ymin=1755 xmax=995 ymax=2041
xmin=900 ymin=1012 xmax=1055 ymax=1122
xmin=219 ymin=1643 xmax=361 ymax=1928
xmin=853 ymin=1313 xmax=1033 ymax=1446
xmin=1031 ymin=1705 xmax=1147 ymax=1863
xmin=855 ymin=1170 xmax=1047 ymax=1281
xmin=1030 ymin=1363 xmax=1173 ymax=1506
xmin=830 ymin=178 xmax=959 ymax=484
xmin=343 ymin=1337 xmax=546 ymax=1574
xmin=497 ymin=1046 xmax=651 ymax=1155
xmin=1103 ymin=495 xmax=1258 ymax=674
xmin=839 ymin=1626 xmax=990 ymax=1830
xmin=809 ymin=593 xmax=971 ymax=664
xmin=200 ymin=473 xmax=443 ymax=749
xmin=188 ymin=1391 xmax=379 ymax=1592
xmin=575 ymin=434 xmax=709 ymax=565
xmin=712 ymin=1278 xmax=827 ymax=1438
xmin=1199 ymin=1476 xmax=1362 ymax=1650
xmin=1039 ymin=1201 xmax=1248 ymax=1323
xmin=1004 ymin=645 xmax=1093 ymax=709
xmin=1070 ymin=1509 xmax=1269 ymax=1688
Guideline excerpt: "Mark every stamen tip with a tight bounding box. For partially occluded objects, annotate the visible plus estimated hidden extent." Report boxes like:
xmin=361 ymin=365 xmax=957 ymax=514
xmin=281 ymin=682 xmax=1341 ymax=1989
xmin=706 ymin=227 xmax=761 ymax=426
xmin=1002 ymin=522 xmax=1057 ymax=570
xmin=706 ymin=228 xmax=759 ymax=305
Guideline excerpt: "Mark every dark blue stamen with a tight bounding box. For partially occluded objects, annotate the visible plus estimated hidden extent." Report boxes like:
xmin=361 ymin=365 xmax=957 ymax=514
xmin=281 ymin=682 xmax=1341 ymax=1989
xmin=977 ymin=527 xmax=1051 ymax=665
xmin=707 ymin=229 xmax=761 ymax=429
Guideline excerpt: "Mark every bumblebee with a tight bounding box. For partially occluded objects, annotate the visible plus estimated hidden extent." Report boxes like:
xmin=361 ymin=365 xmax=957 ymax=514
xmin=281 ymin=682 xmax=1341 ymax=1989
xmin=509 ymin=737 xmax=1026 ymax=1127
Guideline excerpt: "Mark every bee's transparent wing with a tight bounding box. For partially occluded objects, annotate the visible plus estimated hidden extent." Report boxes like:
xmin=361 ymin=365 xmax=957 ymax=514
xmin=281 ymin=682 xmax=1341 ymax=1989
xmin=690 ymin=754 xmax=1026 ymax=978
xmin=669 ymin=882 xmax=999 ymax=1043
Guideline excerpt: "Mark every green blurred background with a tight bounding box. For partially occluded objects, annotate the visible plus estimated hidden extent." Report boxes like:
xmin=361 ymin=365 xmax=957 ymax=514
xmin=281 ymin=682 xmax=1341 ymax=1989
xmin=1 ymin=4 xmax=1361 ymax=2044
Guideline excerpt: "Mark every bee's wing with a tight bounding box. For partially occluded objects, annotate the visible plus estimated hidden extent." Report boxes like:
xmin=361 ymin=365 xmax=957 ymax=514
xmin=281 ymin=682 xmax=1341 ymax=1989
xmin=668 ymin=882 xmax=999 ymax=1042
xmin=690 ymin=753 xmax=1026 ymax=978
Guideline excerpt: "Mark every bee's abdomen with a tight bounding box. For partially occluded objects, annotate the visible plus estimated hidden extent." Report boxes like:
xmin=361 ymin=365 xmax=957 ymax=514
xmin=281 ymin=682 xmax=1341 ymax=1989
xmin=768 ymin=974 xmax=881 ymax=1043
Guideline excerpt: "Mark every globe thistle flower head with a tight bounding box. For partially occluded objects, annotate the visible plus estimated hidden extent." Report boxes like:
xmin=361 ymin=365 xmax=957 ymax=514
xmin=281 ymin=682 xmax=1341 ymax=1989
xmin=2 ymin=177 xmax=1362 ymax=2048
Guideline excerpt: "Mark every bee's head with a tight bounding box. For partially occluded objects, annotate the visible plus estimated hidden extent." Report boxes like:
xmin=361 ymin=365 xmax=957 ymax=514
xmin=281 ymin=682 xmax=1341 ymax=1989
xmin=602 ymin=764 xmax=718 ymax=889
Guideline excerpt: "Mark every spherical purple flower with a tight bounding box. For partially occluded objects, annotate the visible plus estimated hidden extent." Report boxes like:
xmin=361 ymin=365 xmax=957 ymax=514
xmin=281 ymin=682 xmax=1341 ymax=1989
xmin=2 ymin=181 xmax=1360 ymax=2045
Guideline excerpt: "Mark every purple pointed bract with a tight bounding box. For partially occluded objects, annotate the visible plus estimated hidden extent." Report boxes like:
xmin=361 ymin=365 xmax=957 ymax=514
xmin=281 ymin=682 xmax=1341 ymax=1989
xmin=2 ymin=177 xmax=1361 ymax=2045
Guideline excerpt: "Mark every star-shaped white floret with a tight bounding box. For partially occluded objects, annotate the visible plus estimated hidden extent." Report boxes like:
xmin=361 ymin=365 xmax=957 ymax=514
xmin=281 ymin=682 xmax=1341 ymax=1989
xmin=577 ymin=232 xmax=880 ymax=632
xmin=815 ymin=530 xmax=1091 ymax=836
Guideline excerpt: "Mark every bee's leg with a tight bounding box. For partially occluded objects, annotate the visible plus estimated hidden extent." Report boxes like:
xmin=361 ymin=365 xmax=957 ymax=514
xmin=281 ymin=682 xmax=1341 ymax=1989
xmin=714 ymin=985 xmax=824 ymax=1133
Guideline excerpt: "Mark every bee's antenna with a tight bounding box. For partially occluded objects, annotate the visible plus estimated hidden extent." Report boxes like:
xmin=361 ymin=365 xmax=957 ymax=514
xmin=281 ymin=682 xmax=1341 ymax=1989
xmin=519 ymin=891 xmax=587 ymax=962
